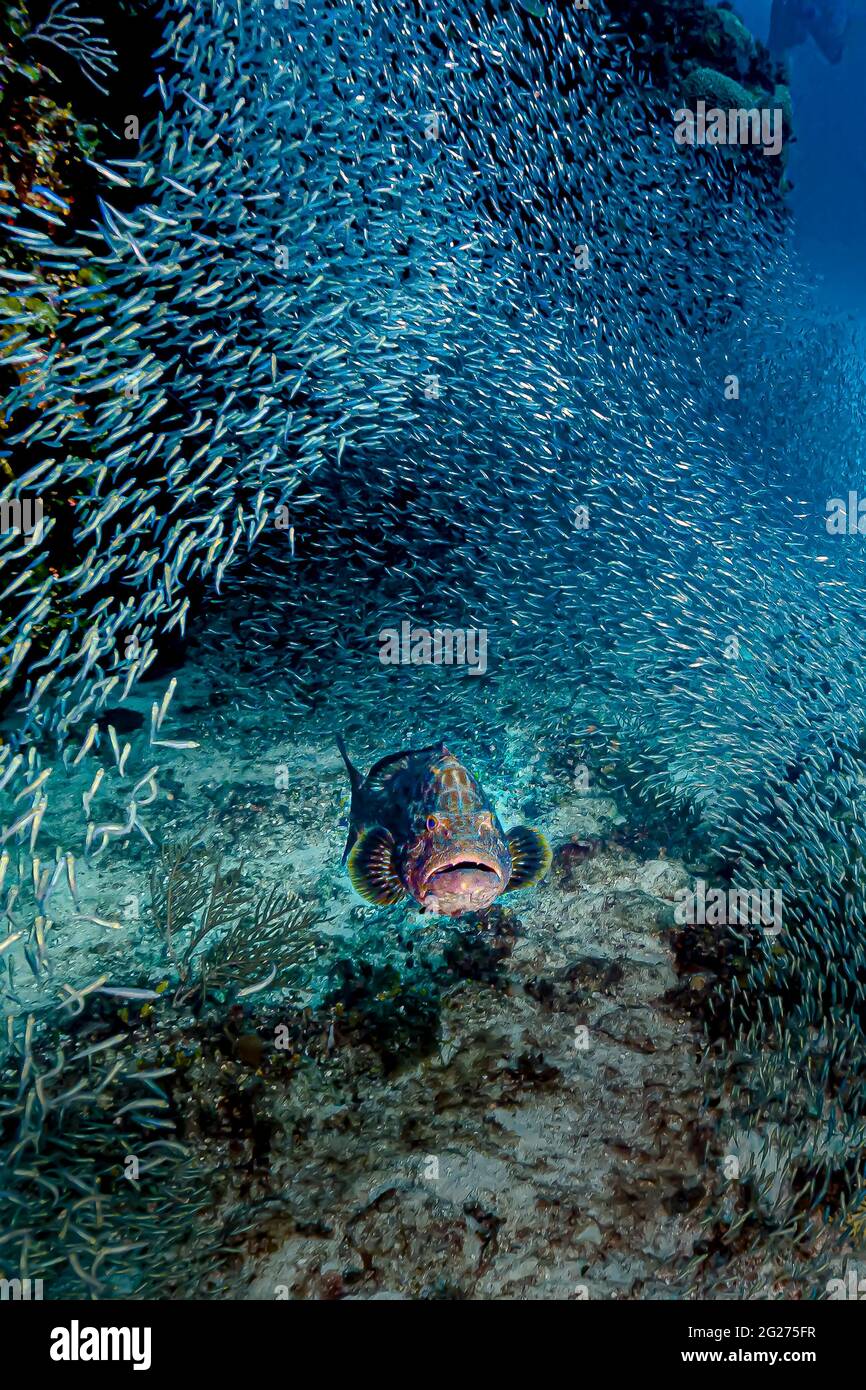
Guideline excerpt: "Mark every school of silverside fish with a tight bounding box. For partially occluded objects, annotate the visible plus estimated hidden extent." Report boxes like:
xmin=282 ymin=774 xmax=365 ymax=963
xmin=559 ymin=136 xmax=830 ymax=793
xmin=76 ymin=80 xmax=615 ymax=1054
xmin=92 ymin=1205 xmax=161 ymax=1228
xmin=1 ymin=0 xmax=866 ymax=1296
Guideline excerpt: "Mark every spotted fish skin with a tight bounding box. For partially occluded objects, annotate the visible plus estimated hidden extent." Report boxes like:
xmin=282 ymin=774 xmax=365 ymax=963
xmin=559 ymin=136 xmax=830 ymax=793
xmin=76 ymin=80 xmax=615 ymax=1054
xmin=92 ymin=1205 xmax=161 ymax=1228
xmin=337 ymin=738 xmax=550 ymax=917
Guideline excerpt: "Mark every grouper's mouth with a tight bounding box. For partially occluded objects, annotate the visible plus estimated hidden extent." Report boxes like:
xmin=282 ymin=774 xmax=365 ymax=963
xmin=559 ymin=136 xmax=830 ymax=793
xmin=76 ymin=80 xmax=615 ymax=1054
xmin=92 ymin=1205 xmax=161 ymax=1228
xmin=420 ymin=851 xmax=505 ymax=889
xmin=418 ymin=852 xmax=506 ymax=915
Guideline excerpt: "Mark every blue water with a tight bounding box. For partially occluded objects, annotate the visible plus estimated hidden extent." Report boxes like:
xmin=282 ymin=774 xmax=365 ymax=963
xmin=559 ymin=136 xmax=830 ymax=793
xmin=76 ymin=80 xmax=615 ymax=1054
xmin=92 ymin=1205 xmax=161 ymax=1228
xmin=720 ymin=0 xmax=866 ymax=310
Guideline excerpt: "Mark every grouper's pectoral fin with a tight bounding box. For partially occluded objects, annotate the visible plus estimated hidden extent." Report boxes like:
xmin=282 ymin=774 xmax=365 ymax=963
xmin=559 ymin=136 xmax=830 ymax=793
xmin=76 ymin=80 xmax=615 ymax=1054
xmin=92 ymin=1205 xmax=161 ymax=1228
xmin=348 ymin=828 xmax=407 ymax=905
xmin=505 ymin=826 xmax=552 ymax=891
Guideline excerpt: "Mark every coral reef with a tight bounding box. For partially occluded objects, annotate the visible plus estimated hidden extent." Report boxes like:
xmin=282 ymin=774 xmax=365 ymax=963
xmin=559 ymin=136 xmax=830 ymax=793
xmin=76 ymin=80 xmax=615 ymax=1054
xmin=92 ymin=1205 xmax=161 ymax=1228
xmin=0 ymin=1 xmax=159 ymax=419
xmin=611 ymin=0 xmax=783 ymax=91
xmin=148 ymin=838 xmax=317 ymax=1006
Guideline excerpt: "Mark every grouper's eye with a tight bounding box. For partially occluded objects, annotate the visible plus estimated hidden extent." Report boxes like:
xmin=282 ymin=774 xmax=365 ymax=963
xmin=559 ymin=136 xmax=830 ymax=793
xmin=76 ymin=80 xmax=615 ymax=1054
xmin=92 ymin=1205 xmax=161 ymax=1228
xmin=427 ymin=815 xmax=449 ymax=834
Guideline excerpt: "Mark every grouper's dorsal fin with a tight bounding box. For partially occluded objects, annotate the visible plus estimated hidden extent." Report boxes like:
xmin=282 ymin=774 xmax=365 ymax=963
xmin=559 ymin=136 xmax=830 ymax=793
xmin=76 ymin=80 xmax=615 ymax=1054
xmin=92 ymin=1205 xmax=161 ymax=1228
xmin=364 ymin=743 xmax=443 ymax=791
xmin=336 ymin=733 xmax=363 ymax=793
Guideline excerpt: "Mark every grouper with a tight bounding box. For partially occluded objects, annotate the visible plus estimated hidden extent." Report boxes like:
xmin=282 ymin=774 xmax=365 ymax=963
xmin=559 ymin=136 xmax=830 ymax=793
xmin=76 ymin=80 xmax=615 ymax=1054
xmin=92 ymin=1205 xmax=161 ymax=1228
xmin=337 ymin=737 xmax=551 ymax=917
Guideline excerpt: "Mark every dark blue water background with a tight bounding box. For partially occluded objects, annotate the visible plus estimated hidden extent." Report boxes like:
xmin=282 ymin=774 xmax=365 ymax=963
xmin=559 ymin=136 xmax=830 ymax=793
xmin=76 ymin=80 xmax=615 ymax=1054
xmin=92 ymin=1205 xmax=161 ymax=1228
xmin=719 ymin=0 xmax=866 ymax=312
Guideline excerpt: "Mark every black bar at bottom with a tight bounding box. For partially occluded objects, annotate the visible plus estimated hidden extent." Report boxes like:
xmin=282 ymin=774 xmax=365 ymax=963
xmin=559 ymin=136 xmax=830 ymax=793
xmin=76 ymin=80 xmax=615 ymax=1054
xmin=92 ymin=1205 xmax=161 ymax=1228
xmin=0 ymin=1295 xmax=855 ymax=1376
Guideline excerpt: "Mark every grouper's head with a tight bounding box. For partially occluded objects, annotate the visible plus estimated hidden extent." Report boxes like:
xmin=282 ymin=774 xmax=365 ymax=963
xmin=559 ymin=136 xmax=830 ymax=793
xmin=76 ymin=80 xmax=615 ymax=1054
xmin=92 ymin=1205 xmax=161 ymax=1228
xmin=405 ymin=810 xmax=512 ymax=916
